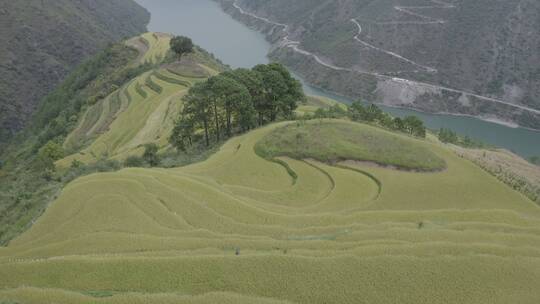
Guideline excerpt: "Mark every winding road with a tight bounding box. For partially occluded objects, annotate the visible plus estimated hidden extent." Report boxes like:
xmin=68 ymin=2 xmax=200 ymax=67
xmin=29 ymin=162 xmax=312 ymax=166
xmin=350 ymin=0 xmax=456 ymax=72
xmin=231 ymin=0 xmax=540 ymax=116
xmin=350 ymin=19 xmax=437 ymax=73
xmin=393 ymin=0 xmax=455 ymax=24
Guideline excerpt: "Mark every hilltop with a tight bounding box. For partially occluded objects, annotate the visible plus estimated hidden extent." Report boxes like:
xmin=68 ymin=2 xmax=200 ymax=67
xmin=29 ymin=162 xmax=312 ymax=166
xmin=217 ymin=0 xmax=540 ymax=130
xmin=0 ymin=0 xmax=149 ymax=145
xmin=0 ymin=31 xmax=539 ymax=303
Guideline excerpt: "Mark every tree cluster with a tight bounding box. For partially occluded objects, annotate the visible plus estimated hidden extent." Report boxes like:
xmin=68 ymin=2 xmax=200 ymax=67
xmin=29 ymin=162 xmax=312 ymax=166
xmin=170 ymin=63 xmax=305 ymax=150
xmin=37 ymin=140 xmax=64 ymax=169
xmin=170 ymin=36 xmax=194 ymax=58
xmin=348 ymin=101 xmax=426 ymax=138
xmin=438 ymin=128 xmax=483 ymax=148
xmin=438 ymin=128 xmax=459 ymax=144
xmin=313 ymin=104 xmax=347 ymax=119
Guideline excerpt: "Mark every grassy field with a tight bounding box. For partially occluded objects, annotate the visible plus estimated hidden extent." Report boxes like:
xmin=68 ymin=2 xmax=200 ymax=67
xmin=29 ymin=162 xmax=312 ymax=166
xmin=452 ymin=146 xmax=540 ymax=204
xmin=1 ymin=115 xmax=539 ymax=303
xmin=295 ymin=95 xmax=346 ymax=116
xmin=255 ymin=120 xmax=446 ymax=171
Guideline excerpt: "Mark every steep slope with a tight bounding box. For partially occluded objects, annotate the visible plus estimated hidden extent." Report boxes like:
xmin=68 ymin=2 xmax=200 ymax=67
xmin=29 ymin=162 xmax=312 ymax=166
xmin=217 ymin=0 xmax=540 ymax=129
xmin=58 ymin=32 xmax=222 ymax=167
xmin=1 ymin=120 xmax=539 ymax=303
xmin=0 ymin=0 xmax=149 ymax=144
xmin=0 ymin=32 xmax=226 ymax=246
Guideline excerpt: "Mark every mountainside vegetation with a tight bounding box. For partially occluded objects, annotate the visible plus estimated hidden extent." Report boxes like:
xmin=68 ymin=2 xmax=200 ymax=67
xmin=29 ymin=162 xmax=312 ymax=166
xmin=171 ymin=63 xmax=304 ymax=150
xmin=0 ymin=0 xmax=149 ymax=145
xmin=0 ymin=40 xmax=146 ymax=245
xmin=1 ymin=24 xmax=540 ymax=303
xmin=0 ymin=32 xmax=230 ymax=245
xmin=218 ymin=0 xmax=540 ymax=129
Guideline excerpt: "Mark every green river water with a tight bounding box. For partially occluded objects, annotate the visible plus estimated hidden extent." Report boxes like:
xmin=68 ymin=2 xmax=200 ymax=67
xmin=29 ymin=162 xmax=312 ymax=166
xmin=136 ymin=0 xmax=540 ymax=158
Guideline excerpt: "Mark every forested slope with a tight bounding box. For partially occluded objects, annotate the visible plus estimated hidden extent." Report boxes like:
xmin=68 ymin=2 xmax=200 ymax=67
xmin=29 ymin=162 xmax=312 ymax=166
xmin=0 ymin=0 xmax=149 ymax=144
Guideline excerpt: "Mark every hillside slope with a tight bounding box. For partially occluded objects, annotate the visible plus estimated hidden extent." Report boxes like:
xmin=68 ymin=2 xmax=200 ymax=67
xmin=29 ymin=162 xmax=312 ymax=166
xmin=58 ymin=32 xmax=224 ymax=167
xmin=0 ymin=31 xmax=539 ymax=303
xmin=1 ymin=119 xmax=539 ymax=303
xmin=0 ymin=0 xmax=149 ymax=144
xmin=217 ymin=0 xmax=540 ymax=129
xmin=0 ymin=32 xmax=226 ymax=246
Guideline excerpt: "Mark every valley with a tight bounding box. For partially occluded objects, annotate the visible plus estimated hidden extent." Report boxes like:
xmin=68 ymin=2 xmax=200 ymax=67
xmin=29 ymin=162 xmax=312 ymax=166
xmin=233 ymin=0 xmax=540 ymax=118
xmin=0 ymin=2 xmax=539 ymax=303
xmin=0 ymin=28 xmax=539 ymax=303
xmin=139 ymin=0 xmax=540 ymax=158
xmin=213 ymin=0 xmax=540 ymax=157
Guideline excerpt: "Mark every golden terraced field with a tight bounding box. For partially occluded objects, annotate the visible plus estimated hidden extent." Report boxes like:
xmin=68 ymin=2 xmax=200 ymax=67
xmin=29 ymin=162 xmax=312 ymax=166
xmin=1 ymin=33 xmax=539 ymax=304
xmin=1 ymin=119 xmax=540 ymax=303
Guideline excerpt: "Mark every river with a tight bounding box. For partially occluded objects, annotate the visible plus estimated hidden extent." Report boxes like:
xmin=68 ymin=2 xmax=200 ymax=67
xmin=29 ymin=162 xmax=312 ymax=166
xmin=135 ymin=0 xmax=540 ymax=158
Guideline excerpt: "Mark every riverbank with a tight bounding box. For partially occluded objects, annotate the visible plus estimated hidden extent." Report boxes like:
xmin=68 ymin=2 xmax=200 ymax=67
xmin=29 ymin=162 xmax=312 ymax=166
xmin=215 ymin=0 xmax=540 ymax=132
xmin=135 ymin=0 xmax=540 ymax=158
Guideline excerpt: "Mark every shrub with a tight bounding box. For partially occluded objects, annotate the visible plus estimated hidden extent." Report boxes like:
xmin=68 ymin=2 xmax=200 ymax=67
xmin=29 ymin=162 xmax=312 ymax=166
xmin=38 ymin=141 xmax=64 ymax=162
xmin=95 ymin=159 xmax=121 ymax=172
xmin=36 ymin=141 xmax=65 ymax=170
xmin=143 ymin=144 xmax=159 ymax=167
xmin=124 ymin=156 xmax=145 ymax=168
xmin=170 ymin=36 xmax=194 ymax=58
xmin=71 ymin=159 xmax=83 ymax=169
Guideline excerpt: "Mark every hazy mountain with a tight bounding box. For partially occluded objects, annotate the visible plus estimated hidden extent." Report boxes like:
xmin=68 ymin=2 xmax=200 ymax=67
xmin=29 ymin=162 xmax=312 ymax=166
xmin=0 ymin=0 xmax=149 ymax=144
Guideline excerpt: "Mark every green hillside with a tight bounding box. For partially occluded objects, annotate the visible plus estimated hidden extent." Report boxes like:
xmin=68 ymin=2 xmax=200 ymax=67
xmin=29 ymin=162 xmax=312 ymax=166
xmin=256 ymin=120 xmax=446 ymax=171
xmin=0 ymin=0 xmax=149 ymax=145
xmin=1 ymin=31 xmax=539 ymax=304
xmin=58 ymin=33 xmax=215 ymax=167
xmin=0 ymin=32 xmax=225 ymax=246
xmin=219 ymin=0 xmax=540 ymax=129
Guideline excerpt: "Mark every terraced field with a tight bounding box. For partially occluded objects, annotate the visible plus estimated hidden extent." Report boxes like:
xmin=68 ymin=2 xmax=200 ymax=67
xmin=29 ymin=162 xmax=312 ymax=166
xmin=59 ymin=34 xmax=218 ymax=167
xmin=1 ymin=31 xmax=539 ymax=304
xmin=1 ymin=117 xmax=539 ymax=303
xmin=129 ymin=32 xmax=172 ymax=65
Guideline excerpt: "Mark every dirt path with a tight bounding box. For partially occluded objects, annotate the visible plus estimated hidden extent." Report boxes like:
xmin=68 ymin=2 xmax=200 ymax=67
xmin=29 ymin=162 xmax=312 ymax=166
xmin=350 ymin=0 xmax=456 ymax=73
xmin=394 ymin=0 xmax=455 ymax=24
xmin=350 ymin=19 xmax=437 ymax=73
